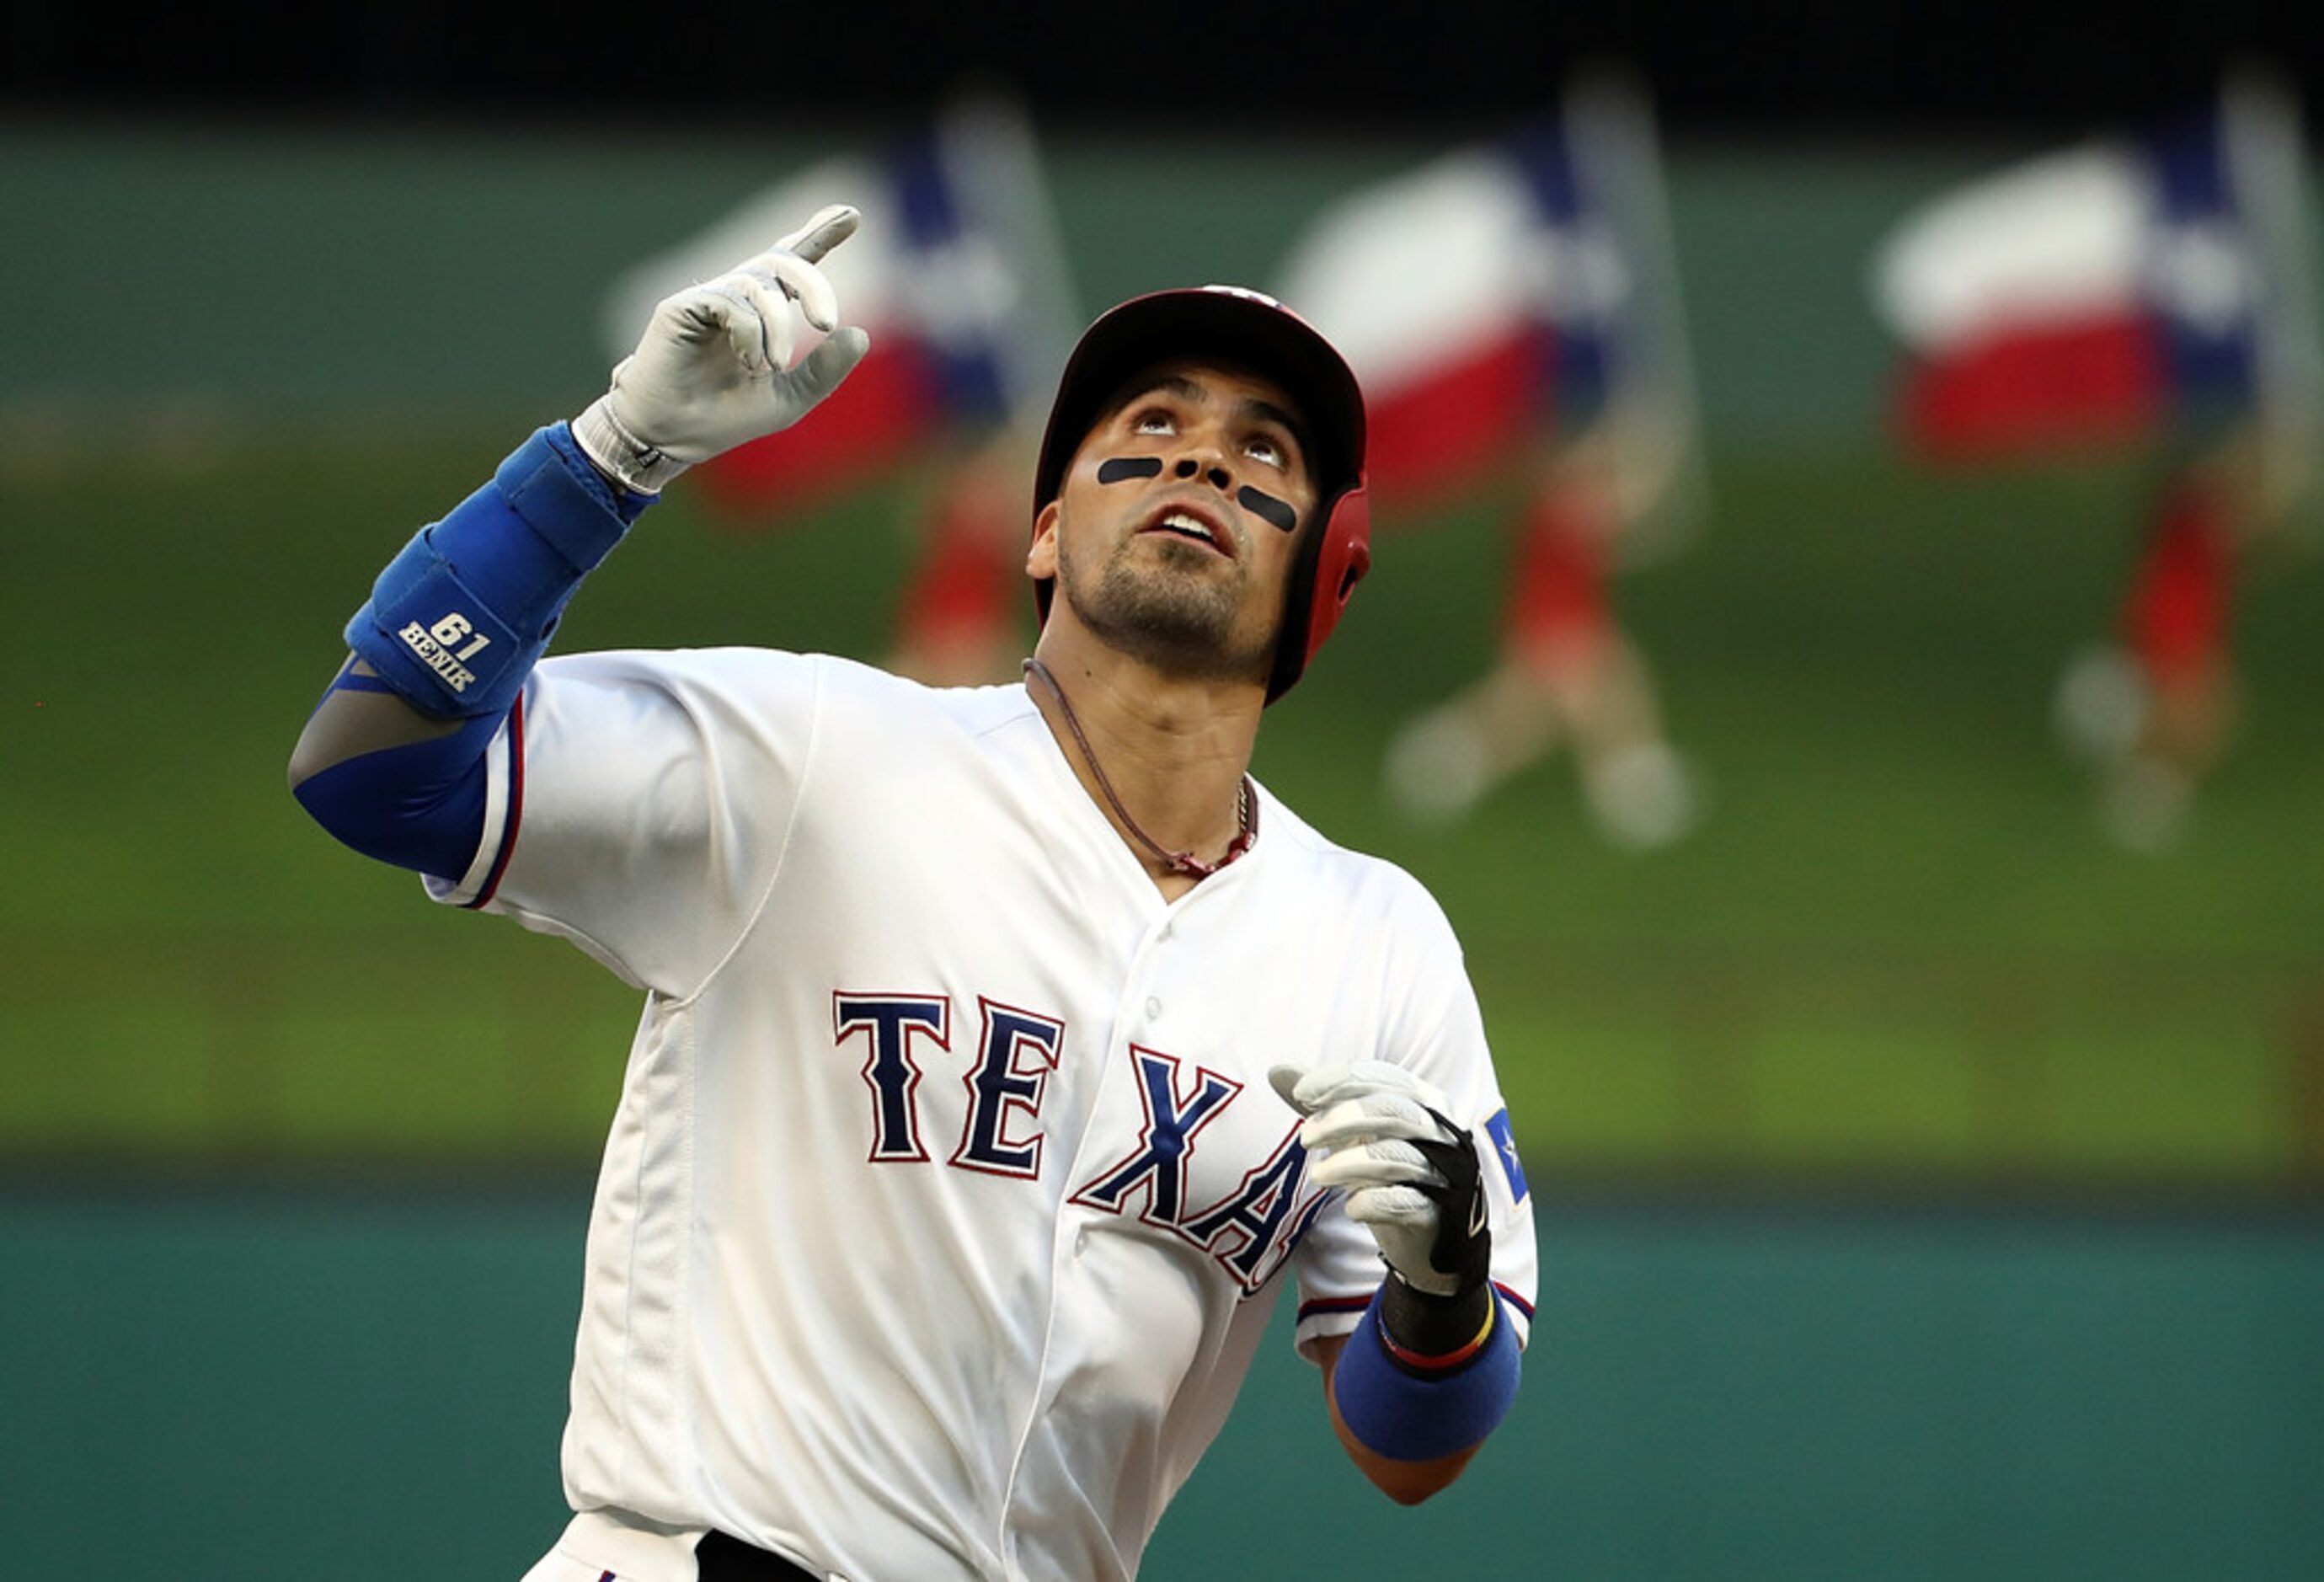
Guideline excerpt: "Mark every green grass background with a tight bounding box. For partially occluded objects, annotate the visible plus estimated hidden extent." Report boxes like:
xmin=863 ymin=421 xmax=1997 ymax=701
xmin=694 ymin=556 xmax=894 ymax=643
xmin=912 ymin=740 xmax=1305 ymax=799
xmin=7 ymin=420 xmax=2320 ymax=1189
xmin=4 ymin=124 xmax=2321 ymax=1193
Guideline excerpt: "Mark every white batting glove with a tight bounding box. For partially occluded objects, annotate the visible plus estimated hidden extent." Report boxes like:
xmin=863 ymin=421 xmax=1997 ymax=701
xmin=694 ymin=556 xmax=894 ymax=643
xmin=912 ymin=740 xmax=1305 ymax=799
xmin=573 ymin=203 xmax=873 ymax=494
xmin=1270 ymin=1061 xmax=1490 ymax=1299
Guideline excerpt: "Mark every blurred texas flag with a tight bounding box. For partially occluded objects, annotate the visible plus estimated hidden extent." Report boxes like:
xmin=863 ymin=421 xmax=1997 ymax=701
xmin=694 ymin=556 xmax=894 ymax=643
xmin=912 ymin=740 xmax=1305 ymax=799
xmin=598 ymin=96 xmax=1078 ymax=519
xmin=1271 ymin=72 xmax=1704 ymax=545
xmin=1871 ymin=71 xmax=2321 ymax=462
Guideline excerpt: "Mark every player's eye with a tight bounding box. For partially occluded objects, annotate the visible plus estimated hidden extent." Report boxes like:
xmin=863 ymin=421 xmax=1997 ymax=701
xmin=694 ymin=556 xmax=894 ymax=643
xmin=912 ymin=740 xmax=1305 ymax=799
xmin=1244 ymin=434 xmax=1287 ymax=469
xmin=1131 ymin=409 xmax=1177 ymax=436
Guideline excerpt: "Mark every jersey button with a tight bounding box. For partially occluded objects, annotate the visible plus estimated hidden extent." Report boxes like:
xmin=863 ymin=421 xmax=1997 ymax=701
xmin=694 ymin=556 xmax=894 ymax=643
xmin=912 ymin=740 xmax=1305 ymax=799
xmin=1145 ymin=997 xmax=1162 ymax=1020
xmin=1073 ymin=1228 xmax=1090 ymax=1258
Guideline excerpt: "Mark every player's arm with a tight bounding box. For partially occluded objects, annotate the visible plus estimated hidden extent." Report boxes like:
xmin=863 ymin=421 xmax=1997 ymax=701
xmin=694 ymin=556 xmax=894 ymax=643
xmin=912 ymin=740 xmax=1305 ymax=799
xmin=287 ymin=206 xmax=872 ymax=872
xmin=1271 ymin=1061 xmax=1523 ymax=1505
xmin=1312 ymin=1332 xmax=1484 ymax=1504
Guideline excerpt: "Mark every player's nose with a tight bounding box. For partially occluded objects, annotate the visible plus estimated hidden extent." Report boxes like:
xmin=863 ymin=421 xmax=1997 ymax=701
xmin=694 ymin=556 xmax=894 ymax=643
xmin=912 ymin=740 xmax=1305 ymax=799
xmin=1172 ymin=453 xmax=1233 ymax=491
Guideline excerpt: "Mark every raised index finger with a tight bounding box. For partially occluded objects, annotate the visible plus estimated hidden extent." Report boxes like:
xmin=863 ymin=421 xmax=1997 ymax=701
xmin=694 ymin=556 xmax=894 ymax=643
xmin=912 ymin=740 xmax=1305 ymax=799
xmin=775 ymin=203 xmax=862 ymax=265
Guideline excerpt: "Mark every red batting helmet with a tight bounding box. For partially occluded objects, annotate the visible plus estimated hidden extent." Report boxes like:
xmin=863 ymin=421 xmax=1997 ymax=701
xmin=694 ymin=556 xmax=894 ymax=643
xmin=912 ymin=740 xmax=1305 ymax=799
xmin=1030 ymin=285 xmax=1371 ymax=703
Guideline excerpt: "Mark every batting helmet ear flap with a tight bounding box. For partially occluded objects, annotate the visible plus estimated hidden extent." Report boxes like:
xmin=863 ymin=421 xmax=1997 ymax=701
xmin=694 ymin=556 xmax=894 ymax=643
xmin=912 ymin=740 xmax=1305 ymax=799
xmin=1265 ymin=478 xmax=1371 ymax=703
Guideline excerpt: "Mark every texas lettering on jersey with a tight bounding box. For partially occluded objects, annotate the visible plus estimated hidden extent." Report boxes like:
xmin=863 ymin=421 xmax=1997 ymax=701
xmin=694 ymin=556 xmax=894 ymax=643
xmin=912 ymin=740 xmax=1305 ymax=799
xmin=833 ymin=990 xmax=1329 ymax=1294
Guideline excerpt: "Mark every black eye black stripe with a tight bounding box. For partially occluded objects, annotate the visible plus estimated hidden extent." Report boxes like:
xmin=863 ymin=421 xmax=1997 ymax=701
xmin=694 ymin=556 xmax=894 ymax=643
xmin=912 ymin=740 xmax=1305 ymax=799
xmin=1237 ymin=486 xmax=1297 ymax=533
xmin=1096 ymin=455 xmax=1296 ymax=533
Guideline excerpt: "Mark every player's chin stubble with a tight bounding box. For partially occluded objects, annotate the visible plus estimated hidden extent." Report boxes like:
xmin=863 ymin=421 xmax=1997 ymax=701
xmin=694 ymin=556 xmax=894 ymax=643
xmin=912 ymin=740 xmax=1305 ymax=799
xmin=1058 ymin=530 xmax=1273 ymax=683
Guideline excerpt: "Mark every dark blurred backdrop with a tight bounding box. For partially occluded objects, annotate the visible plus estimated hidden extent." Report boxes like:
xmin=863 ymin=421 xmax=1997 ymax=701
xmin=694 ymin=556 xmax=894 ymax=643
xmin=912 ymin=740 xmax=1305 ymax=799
xmin=12 ymin=0 xmax=2318 ymax=141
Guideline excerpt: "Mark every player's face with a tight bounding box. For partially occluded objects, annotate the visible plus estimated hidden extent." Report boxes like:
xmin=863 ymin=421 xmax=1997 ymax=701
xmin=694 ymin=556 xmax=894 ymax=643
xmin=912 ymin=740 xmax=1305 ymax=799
xmin=1039 ymin=360 xmax=1319 ymax=683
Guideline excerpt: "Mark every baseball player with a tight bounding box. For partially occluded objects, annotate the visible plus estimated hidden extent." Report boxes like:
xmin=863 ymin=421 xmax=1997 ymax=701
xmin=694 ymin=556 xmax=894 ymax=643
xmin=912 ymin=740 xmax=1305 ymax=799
xmin=289 ymin=202 xmax=1537 ymax=1582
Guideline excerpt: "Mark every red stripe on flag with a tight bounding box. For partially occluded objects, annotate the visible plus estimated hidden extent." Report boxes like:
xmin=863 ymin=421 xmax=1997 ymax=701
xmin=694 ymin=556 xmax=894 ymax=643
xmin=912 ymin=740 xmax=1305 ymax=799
xmin=1897 ymin=313 xmax=2166 ymax=462
xmin=694 ymin=343 xmax=943 ymax=524
xmin=1360 ymin=332 xmax=1547 ymax=509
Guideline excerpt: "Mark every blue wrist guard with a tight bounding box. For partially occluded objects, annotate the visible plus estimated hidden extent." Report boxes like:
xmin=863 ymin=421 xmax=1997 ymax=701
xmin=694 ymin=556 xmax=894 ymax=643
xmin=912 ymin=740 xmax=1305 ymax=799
xmin=1333 ymin=1285 xmax=1522 ymax=1462
xmin=345 ymin=423 xmax=648 ymax=718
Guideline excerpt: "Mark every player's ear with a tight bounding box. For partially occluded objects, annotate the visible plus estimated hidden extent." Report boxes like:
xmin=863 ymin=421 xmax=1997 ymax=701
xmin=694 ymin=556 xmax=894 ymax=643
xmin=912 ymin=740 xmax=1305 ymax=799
xmin=1027 ymin=500 xmax=1061 ymax=581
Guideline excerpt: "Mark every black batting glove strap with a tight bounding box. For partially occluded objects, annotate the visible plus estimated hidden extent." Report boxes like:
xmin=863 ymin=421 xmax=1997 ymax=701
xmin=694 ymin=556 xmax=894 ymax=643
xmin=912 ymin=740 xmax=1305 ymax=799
xmin=1377 ymin=1270 xmax=1496 ymax=1375
xmin=1374 ymin=1109 xmax=1495 ymax=1372
xmin=1412 ymin=1109 xmax=1492 ymax=1292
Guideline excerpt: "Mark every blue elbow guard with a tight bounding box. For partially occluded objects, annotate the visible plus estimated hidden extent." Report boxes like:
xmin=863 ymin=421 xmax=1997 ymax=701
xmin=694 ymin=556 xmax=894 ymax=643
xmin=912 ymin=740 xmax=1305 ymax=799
xmin=291 ymin=699 xmax=504 ymax=879
xmin=345 ymin=424 xmax=646 ymax=719
xmin=1333 ymin=1286 xmax=1523 ymax=1462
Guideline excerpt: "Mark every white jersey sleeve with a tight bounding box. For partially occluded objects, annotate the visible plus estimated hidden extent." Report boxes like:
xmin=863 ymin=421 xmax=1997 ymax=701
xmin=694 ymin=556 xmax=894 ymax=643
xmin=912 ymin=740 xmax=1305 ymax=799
xmin=1284 ymin=858 xmax=1539 ymax=1356
xmin=424 ymin=646 xmax=823 ymax=997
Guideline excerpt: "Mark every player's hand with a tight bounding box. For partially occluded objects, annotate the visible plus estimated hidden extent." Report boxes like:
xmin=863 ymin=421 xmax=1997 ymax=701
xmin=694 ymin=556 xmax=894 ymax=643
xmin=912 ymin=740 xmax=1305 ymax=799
xmin=573 ymin=203 xmax=874 ymax=493
xmin=1269 ymin=1061 xmax=1489 ymax=1298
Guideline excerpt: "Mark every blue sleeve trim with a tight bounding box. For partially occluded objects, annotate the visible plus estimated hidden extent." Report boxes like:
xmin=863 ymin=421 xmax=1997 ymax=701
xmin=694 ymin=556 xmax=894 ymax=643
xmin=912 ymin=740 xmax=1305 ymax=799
xmin=1332 ymin=1286 xmax=1523 ymax=1462
xmin=344 ymin=424 xmax=646 ymax=719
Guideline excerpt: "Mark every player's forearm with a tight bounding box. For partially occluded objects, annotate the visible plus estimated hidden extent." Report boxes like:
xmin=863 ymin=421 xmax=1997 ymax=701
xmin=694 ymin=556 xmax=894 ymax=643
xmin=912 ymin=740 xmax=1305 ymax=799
xmin=338 ymin=422 xmax=648 ymax=721
xmin=289 ymin=422 xmax=649 ymax=875
xmin=1332 ymin=1415 xmax=1482 ymax=1505
xmin=1317 ymin=1335 xmax=1484 ymax=1504
xmin=1274 ymin=1061 xmax=1525 ymax=1499
xmin=1316 ymin=1279 xmax=1522 ymax=1502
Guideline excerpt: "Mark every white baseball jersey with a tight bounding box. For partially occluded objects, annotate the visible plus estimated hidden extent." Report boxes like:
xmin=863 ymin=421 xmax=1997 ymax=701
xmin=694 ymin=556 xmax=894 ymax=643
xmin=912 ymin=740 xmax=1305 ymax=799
xmin=430 ymin=648 xmax=1539 ymax=1582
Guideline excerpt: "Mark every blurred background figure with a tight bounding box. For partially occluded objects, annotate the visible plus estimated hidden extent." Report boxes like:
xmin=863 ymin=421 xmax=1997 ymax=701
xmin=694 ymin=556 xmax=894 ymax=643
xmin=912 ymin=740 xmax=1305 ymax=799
xmin=601 ymin=94 xmax=1080 ymax=685
xmin=1872 ymin=69 xmax=2322 ymax=851
xmin=1275 ymin=72 xmax=1710 ymax=847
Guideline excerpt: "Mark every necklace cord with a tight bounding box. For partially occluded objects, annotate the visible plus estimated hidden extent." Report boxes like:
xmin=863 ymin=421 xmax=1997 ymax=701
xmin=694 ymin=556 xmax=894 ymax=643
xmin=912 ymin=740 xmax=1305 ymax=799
xmin=1023 ymin=658 xmax=1254 ymax=879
